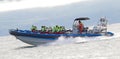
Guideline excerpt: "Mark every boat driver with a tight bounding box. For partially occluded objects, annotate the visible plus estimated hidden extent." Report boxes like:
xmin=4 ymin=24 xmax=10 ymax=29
xmin=78 ymin=21 xmax=84 ymax=34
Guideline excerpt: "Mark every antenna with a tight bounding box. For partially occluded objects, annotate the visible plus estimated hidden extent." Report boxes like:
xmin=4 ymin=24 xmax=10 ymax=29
xmin=99 ymin=17 xmax=108 ymax=34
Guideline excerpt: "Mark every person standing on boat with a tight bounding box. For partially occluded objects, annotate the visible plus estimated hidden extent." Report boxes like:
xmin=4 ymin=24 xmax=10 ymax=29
xmin=78 ymin=21 xmax=84 ymax=34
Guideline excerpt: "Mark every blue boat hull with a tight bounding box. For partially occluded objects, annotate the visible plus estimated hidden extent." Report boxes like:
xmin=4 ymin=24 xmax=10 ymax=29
xmin=9 ymin=29 xmax=114 ymax=45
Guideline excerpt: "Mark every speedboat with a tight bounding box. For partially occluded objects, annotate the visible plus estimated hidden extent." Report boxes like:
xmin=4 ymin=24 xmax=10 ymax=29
xmin=9 ymin=17 xmax=114 ymax=46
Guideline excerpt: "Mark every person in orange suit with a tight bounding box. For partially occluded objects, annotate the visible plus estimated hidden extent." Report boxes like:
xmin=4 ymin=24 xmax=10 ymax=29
xmin=78 ymin=21 xmax=84 ymax=34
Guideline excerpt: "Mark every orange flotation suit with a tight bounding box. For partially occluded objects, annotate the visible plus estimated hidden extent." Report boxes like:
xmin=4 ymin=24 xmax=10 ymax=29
xmin=79 ymin=23 xmax=84 ymax=34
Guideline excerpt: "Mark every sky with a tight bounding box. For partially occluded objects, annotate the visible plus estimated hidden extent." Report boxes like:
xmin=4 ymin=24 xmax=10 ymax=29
xmin=0 ymin=0 xmax=87 ymax=12
xmin=0 ymin=0 xmax=120 ymax=36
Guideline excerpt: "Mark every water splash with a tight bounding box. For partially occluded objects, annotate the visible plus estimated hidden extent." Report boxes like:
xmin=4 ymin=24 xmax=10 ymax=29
xmin=45 ymin=36 xmax=97 ymax=46
xmin=45 ymin=32 xmax=120 ymax=46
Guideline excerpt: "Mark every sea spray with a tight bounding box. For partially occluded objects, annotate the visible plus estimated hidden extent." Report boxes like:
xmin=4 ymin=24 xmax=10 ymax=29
xmin=45 ymin=32 xmax=120 ymax=46
xmin=45 ymin=36 xmax=75 ymax=46
xmin=96 ymin=32 xmax=120 ymax=40
xmin=45 ymin=36 xmax=97 ymax=46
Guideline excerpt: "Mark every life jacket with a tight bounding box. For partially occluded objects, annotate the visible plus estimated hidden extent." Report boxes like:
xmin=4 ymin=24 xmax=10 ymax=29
xmin=34 ymin=26 xmax=37 ymax=30
xmin=59 ymin=26 xmax=62 ymax=31
xmin=31 ymin=26 xmax=36 ymax=30
xmin=52 ymin=26 xmax=57 ymax=32
xmin=57 ymin=26 xmax=60 ymax=32
xmin=41 ymin=27 xmax=45 ymax=32
xmin=52 ymin=26 xmax=60 ymax=33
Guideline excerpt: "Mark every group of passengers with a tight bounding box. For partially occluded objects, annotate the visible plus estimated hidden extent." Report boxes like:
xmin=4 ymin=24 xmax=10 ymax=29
xmin=31 ymin=25 xmax=65 ymax=33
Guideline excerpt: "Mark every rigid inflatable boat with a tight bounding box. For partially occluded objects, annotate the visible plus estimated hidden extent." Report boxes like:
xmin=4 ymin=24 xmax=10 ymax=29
xmin=9 ymin=17 xmax=114 ymax=46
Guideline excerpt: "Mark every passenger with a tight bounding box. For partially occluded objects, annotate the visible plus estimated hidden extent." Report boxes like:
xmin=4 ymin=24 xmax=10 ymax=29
xmin=78 ymin=21 xmax=84 ymax=34
xmin=46 ymin=26 xmax=49 ymax=32
xmin=59 ymin=26 xmax=62 ymax=32
xmin=55 ymin=25 xmax=59 ymax=32
xmin=41 ymin=26 xmax=46 ymax=32
xmin=31 ymin=25 xmax=37 ymax=32
xmin=48 ymin=27 xmax=52 ymax=32
xmin=59 ymin=26 xmax=64 ymax=32
xmin=61 ymin=26 xmax=65 ymax=31
xmin=57 ymin=25 xmax=60 ymax=32
xmin=52 ymin=25 xmax=59 ymax=33
xmin=52 ymin=26 xmax=57 ymax=33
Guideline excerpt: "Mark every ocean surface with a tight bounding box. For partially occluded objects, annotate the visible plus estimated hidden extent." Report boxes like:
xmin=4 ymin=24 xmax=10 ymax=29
xmin=0 ymin=0 xmax=120 ymax=59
